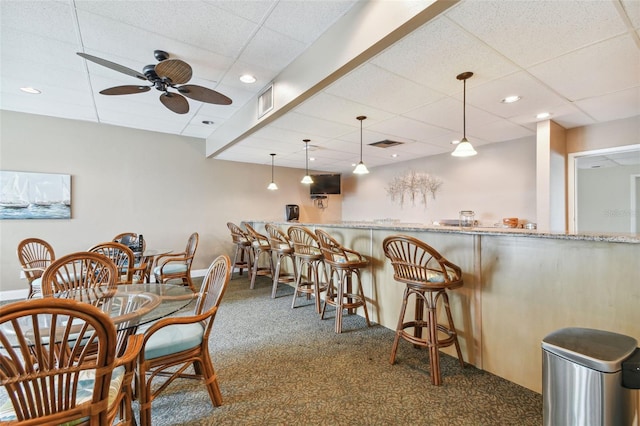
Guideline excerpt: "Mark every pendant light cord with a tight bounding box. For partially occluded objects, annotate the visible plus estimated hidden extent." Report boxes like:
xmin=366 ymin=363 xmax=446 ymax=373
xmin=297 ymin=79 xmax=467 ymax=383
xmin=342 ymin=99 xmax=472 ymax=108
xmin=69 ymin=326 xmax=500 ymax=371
xmin=463 ymin=77 xmax=466 ymax=140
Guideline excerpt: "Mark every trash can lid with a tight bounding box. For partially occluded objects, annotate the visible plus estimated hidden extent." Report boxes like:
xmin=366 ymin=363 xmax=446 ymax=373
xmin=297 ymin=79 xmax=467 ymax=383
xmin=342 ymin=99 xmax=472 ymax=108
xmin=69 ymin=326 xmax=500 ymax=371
xmin=542 ymin=327 xmax=638 ymax=373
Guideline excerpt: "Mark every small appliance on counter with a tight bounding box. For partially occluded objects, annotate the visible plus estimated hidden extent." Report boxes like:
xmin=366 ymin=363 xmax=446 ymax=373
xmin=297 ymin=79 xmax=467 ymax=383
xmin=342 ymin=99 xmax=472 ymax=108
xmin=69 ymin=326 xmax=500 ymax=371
xmin=285 ymin=204 xmax=299 ymax=222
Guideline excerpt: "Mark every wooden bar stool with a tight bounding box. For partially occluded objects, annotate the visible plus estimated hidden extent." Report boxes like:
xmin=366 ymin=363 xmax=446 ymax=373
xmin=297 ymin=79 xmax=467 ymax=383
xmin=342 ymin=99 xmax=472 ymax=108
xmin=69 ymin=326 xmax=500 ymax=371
xmin=287 ymin=226 xmax=328 ymax=314
xmin=315 ymin=229 xmax=370 ymax=333
xmin=382 ymin=235 xmax=465 ymax=385
xmin=265 ymin=223 xmax=297 ymax=298
xmin=244 ymin=223 xmax=274 ymax=289
xmin=226 ymin=222 xmax=252 ymax=280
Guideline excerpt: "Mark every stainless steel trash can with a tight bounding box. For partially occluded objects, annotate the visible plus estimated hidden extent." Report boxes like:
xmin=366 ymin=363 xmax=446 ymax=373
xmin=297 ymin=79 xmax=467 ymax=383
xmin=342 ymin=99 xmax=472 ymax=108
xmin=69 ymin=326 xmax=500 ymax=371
xmin=542 ymin=327 xmax=639 ymax=425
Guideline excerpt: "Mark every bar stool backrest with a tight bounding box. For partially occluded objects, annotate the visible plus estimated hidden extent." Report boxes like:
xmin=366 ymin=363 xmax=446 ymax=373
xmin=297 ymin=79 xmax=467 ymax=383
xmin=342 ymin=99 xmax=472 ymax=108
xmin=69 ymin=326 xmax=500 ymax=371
xmin=265 ymin=223 xmax=293 ymax=250
xmin=227 ymin=222 xmax=249 ymax=245
xmin=244 ymin=223 xmax=270 ymax=247
xmin=315 ymin=228 xmax=366 ymax=266
xmin=287 ymin=226 xmax=321 ymax=257
xmin=382 ymin=235 xmax=462 ymax=288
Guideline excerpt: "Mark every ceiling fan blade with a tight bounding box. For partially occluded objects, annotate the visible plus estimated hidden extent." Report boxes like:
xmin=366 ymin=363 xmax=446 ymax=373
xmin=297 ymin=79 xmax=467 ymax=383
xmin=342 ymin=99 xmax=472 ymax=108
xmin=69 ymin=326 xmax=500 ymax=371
xmin=155 ymin=59 xmax=192 ymax=84
xmin=100 ymin=85 xmax=151 ymax=95
xmin=77 ymin=52 xmax=147 ymax=81
xmin=160 ymin=92 xmax=189 ymax=114
xmin=177 ymin=85 xmax=232 ymax=105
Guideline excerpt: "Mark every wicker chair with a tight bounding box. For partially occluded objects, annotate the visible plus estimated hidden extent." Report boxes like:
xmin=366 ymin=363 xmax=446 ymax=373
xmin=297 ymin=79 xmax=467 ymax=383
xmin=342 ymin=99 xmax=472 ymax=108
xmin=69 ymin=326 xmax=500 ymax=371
xmin=153 ymin=232 xmax=198 ymax=292
xmin=113 ymin=232 xmax=145 ymax=251
xmin=287 ymin=226 xmax=328 ymax=314
xmin=16 ymin=237 xmax=55 ymax=298
xmin=226 ymin=222 xmax=252 ymax=279
xmin=315 ymin=229 xmax=371 ymax=333
xmin=89 ymin=241 xmax=138 ymax=284
xmin=40 ymin=251 xmax=118 ymax=297
xmin=137 ymin=255 xmax=231 ymax=426
xmin=265 ymin=223 xmax=297 ymax=298
xmin=0 ymin=297 xmax=142 ymax=425
xmin=243 ymin=223 xmax=274 ymax=290
xmin=382 ymin=235 xmax=465 ymax=385
xmin=113 ymin=233 xmax=148 ymax=282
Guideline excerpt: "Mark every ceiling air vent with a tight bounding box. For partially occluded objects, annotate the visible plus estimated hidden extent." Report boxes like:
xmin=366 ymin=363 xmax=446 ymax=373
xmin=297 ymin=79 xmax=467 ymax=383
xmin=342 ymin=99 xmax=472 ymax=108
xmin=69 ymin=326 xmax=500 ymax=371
xmin=369 ymin=139 xmax=404 ymax=148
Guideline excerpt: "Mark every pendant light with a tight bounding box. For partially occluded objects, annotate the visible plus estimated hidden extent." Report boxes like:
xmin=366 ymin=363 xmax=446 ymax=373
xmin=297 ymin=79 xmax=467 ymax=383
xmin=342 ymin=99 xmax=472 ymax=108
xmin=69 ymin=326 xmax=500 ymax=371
xmin=267 ymin=153 xmax=278 ymax=190
xmin=301 ymin=139 xmax=313 ymax=184
xmin=451 ymin=71 xmax=478 ymax=157
xmin=353 ymin=115 xmax=369 ymax=174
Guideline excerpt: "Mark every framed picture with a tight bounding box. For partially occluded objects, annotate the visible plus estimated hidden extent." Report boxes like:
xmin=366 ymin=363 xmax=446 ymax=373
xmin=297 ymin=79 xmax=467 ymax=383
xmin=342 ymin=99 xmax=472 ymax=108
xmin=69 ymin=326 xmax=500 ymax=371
xmin=0 ymin=170 xmax=71 ymax=219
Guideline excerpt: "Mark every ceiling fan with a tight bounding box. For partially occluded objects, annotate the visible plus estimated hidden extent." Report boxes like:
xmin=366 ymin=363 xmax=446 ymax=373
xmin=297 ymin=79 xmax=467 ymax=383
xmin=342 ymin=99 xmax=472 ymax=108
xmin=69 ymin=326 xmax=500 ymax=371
xmin=77 ymin=49 xmax=232 ymax=114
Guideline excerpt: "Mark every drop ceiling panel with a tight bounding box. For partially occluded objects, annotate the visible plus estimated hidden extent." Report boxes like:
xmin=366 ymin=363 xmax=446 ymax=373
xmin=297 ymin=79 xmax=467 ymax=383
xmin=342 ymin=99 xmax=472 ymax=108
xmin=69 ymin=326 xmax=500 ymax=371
xmin=445 ymin=0 xmax=628 ymax=68
xmin=270 ymin=112 xmax=355 ymax=140
xmin=264 ymin=0 xmax=357 ymax=44
xmin=238 ymin=26 xmax=307 ymax=73
xmin=574 ymin=87 xmax=640 ymax=123
xmin=467 ymin=72 xmax=570 ymax=119
xmin=367 ymin=116 xmax=451 ymax=143
xmin=0 ymin=0 xmax=78 ymax=44
xmin=1 ymin=0 xmax=638 ymax=175
xmin=293 ymin=92 xmax=395 ymax=126
xmin=528 ymin=35 xmax=640 ymax=102
xmin=324 ymin=63 xmax=445 ymax=114
xmin=370 ymin=16 xmax=520 ymax=95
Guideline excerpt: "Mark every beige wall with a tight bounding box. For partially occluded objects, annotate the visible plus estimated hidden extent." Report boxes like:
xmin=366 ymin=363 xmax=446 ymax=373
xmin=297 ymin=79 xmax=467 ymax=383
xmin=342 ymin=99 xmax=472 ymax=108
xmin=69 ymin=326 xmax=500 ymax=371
xmin=567 ymin=115 xmax=639 ymax=154
xmin=341 ymin=136 xmax=537 ymax=227
xmin=0 ymin=110 xmax=340 ymax=296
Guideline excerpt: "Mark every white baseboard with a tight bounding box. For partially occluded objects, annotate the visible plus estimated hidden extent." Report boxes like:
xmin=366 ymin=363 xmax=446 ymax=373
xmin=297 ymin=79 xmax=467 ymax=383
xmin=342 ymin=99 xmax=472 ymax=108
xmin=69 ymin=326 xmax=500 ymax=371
xmin=0 ymin=289 xmax=29 ymax=301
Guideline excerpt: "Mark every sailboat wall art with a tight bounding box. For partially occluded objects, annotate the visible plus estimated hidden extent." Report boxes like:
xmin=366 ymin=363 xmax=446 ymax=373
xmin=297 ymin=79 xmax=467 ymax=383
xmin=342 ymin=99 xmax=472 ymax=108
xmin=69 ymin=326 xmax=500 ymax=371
xmin=0 ymin=171 xmax=71 ymax=220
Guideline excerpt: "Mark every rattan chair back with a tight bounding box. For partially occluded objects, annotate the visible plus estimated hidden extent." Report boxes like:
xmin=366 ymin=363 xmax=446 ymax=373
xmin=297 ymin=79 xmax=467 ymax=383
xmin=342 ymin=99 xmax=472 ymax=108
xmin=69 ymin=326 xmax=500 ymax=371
xmin=89 ymin=241 xmax=135 ymax=284
xmin=17 ymin=237 xmax=56 ymax=298
xmin=382 ymin=235 xmax=462 ymax=289
xmin=41 ymin=251 xmax=118 ymax=296
xmin=113 ymin=232 xmax=146 ymax=251
xmin=0 ymin=298 xmax=117 ymax=425
xmin=287 ymin=225 xmax=322 ymax=258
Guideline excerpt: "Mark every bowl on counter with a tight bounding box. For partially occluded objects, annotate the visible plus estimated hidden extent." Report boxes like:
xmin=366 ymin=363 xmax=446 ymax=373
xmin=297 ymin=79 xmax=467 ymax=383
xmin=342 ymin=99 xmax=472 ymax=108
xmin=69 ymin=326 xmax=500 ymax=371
xmin=503 ymin=217 xmax=519 ymax=228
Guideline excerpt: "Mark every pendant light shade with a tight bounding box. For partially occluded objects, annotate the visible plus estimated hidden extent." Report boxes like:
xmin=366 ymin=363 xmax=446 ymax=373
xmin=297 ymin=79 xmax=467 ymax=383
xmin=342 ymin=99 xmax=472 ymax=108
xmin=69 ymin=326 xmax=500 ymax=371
xmin=353 ymin=115 xmax=369 ymax=174
xmin=267 ymin=153 xmax=278 ymax=190
xmin=301 ymin=139 xmax=313 ymax=184
xmin=451 ymin=72 xmax=477 ymax=157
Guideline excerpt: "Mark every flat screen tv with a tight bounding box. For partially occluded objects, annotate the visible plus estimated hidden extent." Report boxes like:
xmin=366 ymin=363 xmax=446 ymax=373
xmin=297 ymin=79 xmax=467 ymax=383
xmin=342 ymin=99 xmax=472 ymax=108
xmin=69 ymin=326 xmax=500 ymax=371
xmin=310 ymin=174 xmax=341 ymax=195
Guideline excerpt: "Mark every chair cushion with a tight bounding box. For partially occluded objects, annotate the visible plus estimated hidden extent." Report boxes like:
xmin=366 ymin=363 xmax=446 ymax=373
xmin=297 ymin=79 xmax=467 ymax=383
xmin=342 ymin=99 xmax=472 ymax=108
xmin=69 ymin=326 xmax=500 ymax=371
xmin=144 ymin=322 xmax=204 ymax=360
xmin=154 ymin=263 xmax=187 ymax=276
xmin=251 ymin=240 xmax=270 ymax=248
xmin=427 ymin=269 xmax=457 ymax=283
xmin=31 ymin=277 xmax=42 ymax=289
xmin=335 ymin=252 xmax=362 ymax=263
xmin=0 ymin=365 xmax=125 ymax=424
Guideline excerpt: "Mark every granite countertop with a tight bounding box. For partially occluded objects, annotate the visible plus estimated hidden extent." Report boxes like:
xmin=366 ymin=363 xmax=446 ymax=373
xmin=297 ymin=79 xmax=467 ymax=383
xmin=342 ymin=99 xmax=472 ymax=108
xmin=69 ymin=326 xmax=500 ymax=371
xmin=249 ymin=220 xmax=640 ymax=244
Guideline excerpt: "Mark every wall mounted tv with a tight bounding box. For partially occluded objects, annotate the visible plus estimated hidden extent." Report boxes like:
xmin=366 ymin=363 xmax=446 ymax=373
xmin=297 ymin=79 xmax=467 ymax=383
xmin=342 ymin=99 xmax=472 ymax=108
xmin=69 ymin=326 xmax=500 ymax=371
xmin=310 ymin=174 xmax=341 ymax=195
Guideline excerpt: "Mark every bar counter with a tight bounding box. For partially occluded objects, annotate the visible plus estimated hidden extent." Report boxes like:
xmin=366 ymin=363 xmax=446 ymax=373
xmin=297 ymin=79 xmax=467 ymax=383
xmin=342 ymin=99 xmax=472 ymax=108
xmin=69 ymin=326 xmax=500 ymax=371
xmin=248 ymin=220 xmax=640 ymax=393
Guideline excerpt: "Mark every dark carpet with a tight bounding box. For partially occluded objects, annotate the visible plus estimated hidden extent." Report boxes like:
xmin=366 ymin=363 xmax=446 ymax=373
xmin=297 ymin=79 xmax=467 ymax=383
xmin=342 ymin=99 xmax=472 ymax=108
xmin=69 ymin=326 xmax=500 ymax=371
xmin=142 ymin=273 xmax=542 ymax=425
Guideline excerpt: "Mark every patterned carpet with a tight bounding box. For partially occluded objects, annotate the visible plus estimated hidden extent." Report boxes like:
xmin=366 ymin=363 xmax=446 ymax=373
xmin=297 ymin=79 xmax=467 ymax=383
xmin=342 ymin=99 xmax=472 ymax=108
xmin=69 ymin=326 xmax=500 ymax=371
xmin=142 ymin=273 xmax=543 ymax=425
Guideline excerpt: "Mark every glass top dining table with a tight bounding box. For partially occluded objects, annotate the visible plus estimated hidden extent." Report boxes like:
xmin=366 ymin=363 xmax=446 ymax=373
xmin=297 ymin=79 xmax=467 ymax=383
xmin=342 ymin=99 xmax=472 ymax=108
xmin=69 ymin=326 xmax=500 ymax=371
xmin=57 ymin=283 xmax=197 ymax=330
xmin=2 ymin=284 xmax=197 ymax=356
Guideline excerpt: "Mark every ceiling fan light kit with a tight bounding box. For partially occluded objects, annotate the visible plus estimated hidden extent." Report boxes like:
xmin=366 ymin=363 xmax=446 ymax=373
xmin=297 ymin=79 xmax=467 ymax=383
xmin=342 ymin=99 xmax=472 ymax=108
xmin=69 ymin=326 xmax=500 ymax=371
xmin=452 ymin=71 xmax=477 ymax=157
xmin=77 ymin=50 xmax=232 ymax=114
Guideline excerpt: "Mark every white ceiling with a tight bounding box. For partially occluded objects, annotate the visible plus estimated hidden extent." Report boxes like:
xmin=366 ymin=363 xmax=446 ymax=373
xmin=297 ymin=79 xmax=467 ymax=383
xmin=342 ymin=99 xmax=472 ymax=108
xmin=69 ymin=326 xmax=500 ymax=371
xmin=1 ymin=0 xmax=639 ymax=173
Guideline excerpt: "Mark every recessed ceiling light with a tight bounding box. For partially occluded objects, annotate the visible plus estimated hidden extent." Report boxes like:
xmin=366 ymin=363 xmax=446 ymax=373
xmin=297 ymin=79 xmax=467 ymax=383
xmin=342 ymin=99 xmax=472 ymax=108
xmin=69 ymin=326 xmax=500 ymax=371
xmin=20 ymin=87 xmax=41 ymax=94
xmin=309 ymin=157 xmax=315 ymax=161
xmin=239 ymin=74 xmax=256 ymax=84
xmin=501 ymin=95 xmax=521 ymax=103
xmin=202 ymin=120 xmax=215 ymax=125
xmin=536 ymin=112 xmax=551 ymax=119
xmin=391 ymin=154 xmax=399 ymax=158
xmin=451 ymin=139 xmax=460 ymax=145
